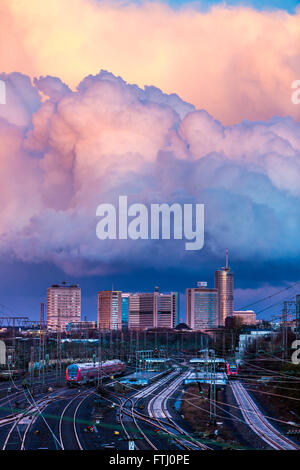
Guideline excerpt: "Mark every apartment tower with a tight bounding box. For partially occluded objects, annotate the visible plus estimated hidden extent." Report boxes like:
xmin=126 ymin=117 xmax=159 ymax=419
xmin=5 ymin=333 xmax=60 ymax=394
xmin=47 ymin=283 xmax=81 ymax=331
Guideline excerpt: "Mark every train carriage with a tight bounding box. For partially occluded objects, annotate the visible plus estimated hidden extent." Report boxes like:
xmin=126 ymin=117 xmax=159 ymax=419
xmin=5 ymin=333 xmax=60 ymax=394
xmin=66 ymin=359 xmax=125 ymax=385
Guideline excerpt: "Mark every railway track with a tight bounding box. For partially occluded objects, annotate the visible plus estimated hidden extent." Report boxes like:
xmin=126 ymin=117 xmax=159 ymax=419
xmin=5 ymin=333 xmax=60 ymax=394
xmin=147 ymin=371 xmax=211 ymax=450
xmin=114 ymin=373 xmax=180 ymax=449
xmin=105 ymin=369 xmax=210 ymax=450
xmin=2 ymin=388 xmax=72 ymax=450
xmin=58 ymin=381 xmax=148 ymax=451
xmin=15 ymin=387 xmax=96 ymax=450
xmin=102 ymin=371 xmax=181 ymax=450
xmin=58 ymin=389 xmax=93 ymax=450
xmin=117 ymin=395 xmax=158 ymax=450
xmin=3 ymin=393 xmax=54 ymax=450
xmin=231 ymin=381 xmax=299 ymax=450
xmin=73 ymin=391 xmax=95 ymax=450
xmin=0 ymin=389 xmax=29 ymax=422
xmin=0 ymin=372 xmax=67 ymax=424
xmin=58 ymin=377 xmax=157 ymax=451
xmin=0 ymin=378 xmax=66 ymax=426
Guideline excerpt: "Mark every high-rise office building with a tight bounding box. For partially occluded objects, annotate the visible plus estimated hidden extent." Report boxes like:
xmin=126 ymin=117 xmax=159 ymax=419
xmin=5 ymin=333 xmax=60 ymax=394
xmin=172 ymin=292 xmax=180 ymax=327
xmin=97 ymin=290 xmax=122 ymax=330
xmin=97 ymin=288 xmax=179 ymax=331
xmin=129 ymin=292 xmax=155 ymax=330
xmin=121 ymin=293 xmax=130 ymax=330
xmin=128 ymin=287 xmax=179 ymax=330
xmin=47 ymin=283 xmax=81 ymax=331
xmin=157 ymin=290 xmax=179 ymax=329
xmin=186 ymin=282 xmax=218 ymax=330
xmin=215 ymin=249 xmax=234 ymax=326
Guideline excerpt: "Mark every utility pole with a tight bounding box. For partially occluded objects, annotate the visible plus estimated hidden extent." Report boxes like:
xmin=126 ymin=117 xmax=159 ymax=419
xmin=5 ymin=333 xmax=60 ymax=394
xmin=110 ymin=330 xmax=113 ymax=360
xmin=282 ymin=302 xmax=288 ymax=361
xmin=97 ymin=327 xmax=102 ymax=387
xmin=209 ymin=351 xmax=216 ymax=424
xmin=136 ymin=330 xmax=139 ymax=358
xmin=39 ymin=303 xmax=45 ymax=388
xmin=166 ymin=331 xmax=169 ymax=358
xmin=12 ymin=317 xmax=16 ymax=368
xmin=120 ymin=329 xmax=123 ymax=360
xmin=84 ymin=315 xmax=88 ymax=361
xmin=130 ymin=330 xmax=133 ymax=365
xmin=56 ymin=308 xmax=61 ymax=384
xmin=30 ymin=346 xmax=34 ymax=387
xmin=296 ymin=295 xmax=300 ymax=341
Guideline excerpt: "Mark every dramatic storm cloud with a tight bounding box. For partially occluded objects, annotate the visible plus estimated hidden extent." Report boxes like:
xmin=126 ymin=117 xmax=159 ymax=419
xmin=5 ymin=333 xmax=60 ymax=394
xmin=0 ymin=70 xmax=300 ymax=285
xmin=0 ymin=0 xmax=300 ymax=124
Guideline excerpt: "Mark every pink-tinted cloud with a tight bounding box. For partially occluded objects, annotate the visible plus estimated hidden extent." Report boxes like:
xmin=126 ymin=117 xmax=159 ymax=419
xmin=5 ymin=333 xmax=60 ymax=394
xmin=0 ymin=71 xmax=299 ymax=278
xmin=0 ymin=0 xmax=299 ymax=124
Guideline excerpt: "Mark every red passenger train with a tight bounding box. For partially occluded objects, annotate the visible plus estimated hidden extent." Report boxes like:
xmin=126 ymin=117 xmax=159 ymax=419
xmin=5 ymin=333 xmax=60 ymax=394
xmin=66 ymin=360 xmax=126 ymax=385
xmin=226 ymin=362 xmax=239 ymax=376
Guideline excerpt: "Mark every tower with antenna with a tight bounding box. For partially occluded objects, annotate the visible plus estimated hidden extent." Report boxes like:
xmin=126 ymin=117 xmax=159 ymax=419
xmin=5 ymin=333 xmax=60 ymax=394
xmin=215 ymin=249 xmax=234 ymax=326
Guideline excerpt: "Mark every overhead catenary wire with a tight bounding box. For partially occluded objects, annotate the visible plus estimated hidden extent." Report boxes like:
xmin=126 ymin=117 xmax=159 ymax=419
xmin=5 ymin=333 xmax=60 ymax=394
xmin=238 ymin=280 xmax=300 ymax=311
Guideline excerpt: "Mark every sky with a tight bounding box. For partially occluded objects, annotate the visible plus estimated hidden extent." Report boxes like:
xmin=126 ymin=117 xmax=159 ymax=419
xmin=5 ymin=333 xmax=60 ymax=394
xmin=0 ymin=0 xmax=299 ymax=322
xmin=105 ymin=1 xmax=299 ymax=13
xmin=157 ymin=0 xmax=299 ymax=13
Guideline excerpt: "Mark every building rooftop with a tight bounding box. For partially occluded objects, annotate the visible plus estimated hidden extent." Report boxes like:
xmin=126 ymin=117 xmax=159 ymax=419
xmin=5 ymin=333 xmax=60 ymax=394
xmin=174 ymin=322 xmax=191 ymax=331
xmin=51 ymin=283 xmax=79 ymax=288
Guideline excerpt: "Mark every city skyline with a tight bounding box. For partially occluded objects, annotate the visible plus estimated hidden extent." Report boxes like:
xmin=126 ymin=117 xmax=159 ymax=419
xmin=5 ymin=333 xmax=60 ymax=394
xmin=1 ymin=250 xmax=299 ymax=323
xmin=46 ymin=275 xmax=250 ymax=331
xmin=27 ymin=251 xmax=298 ymax=327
